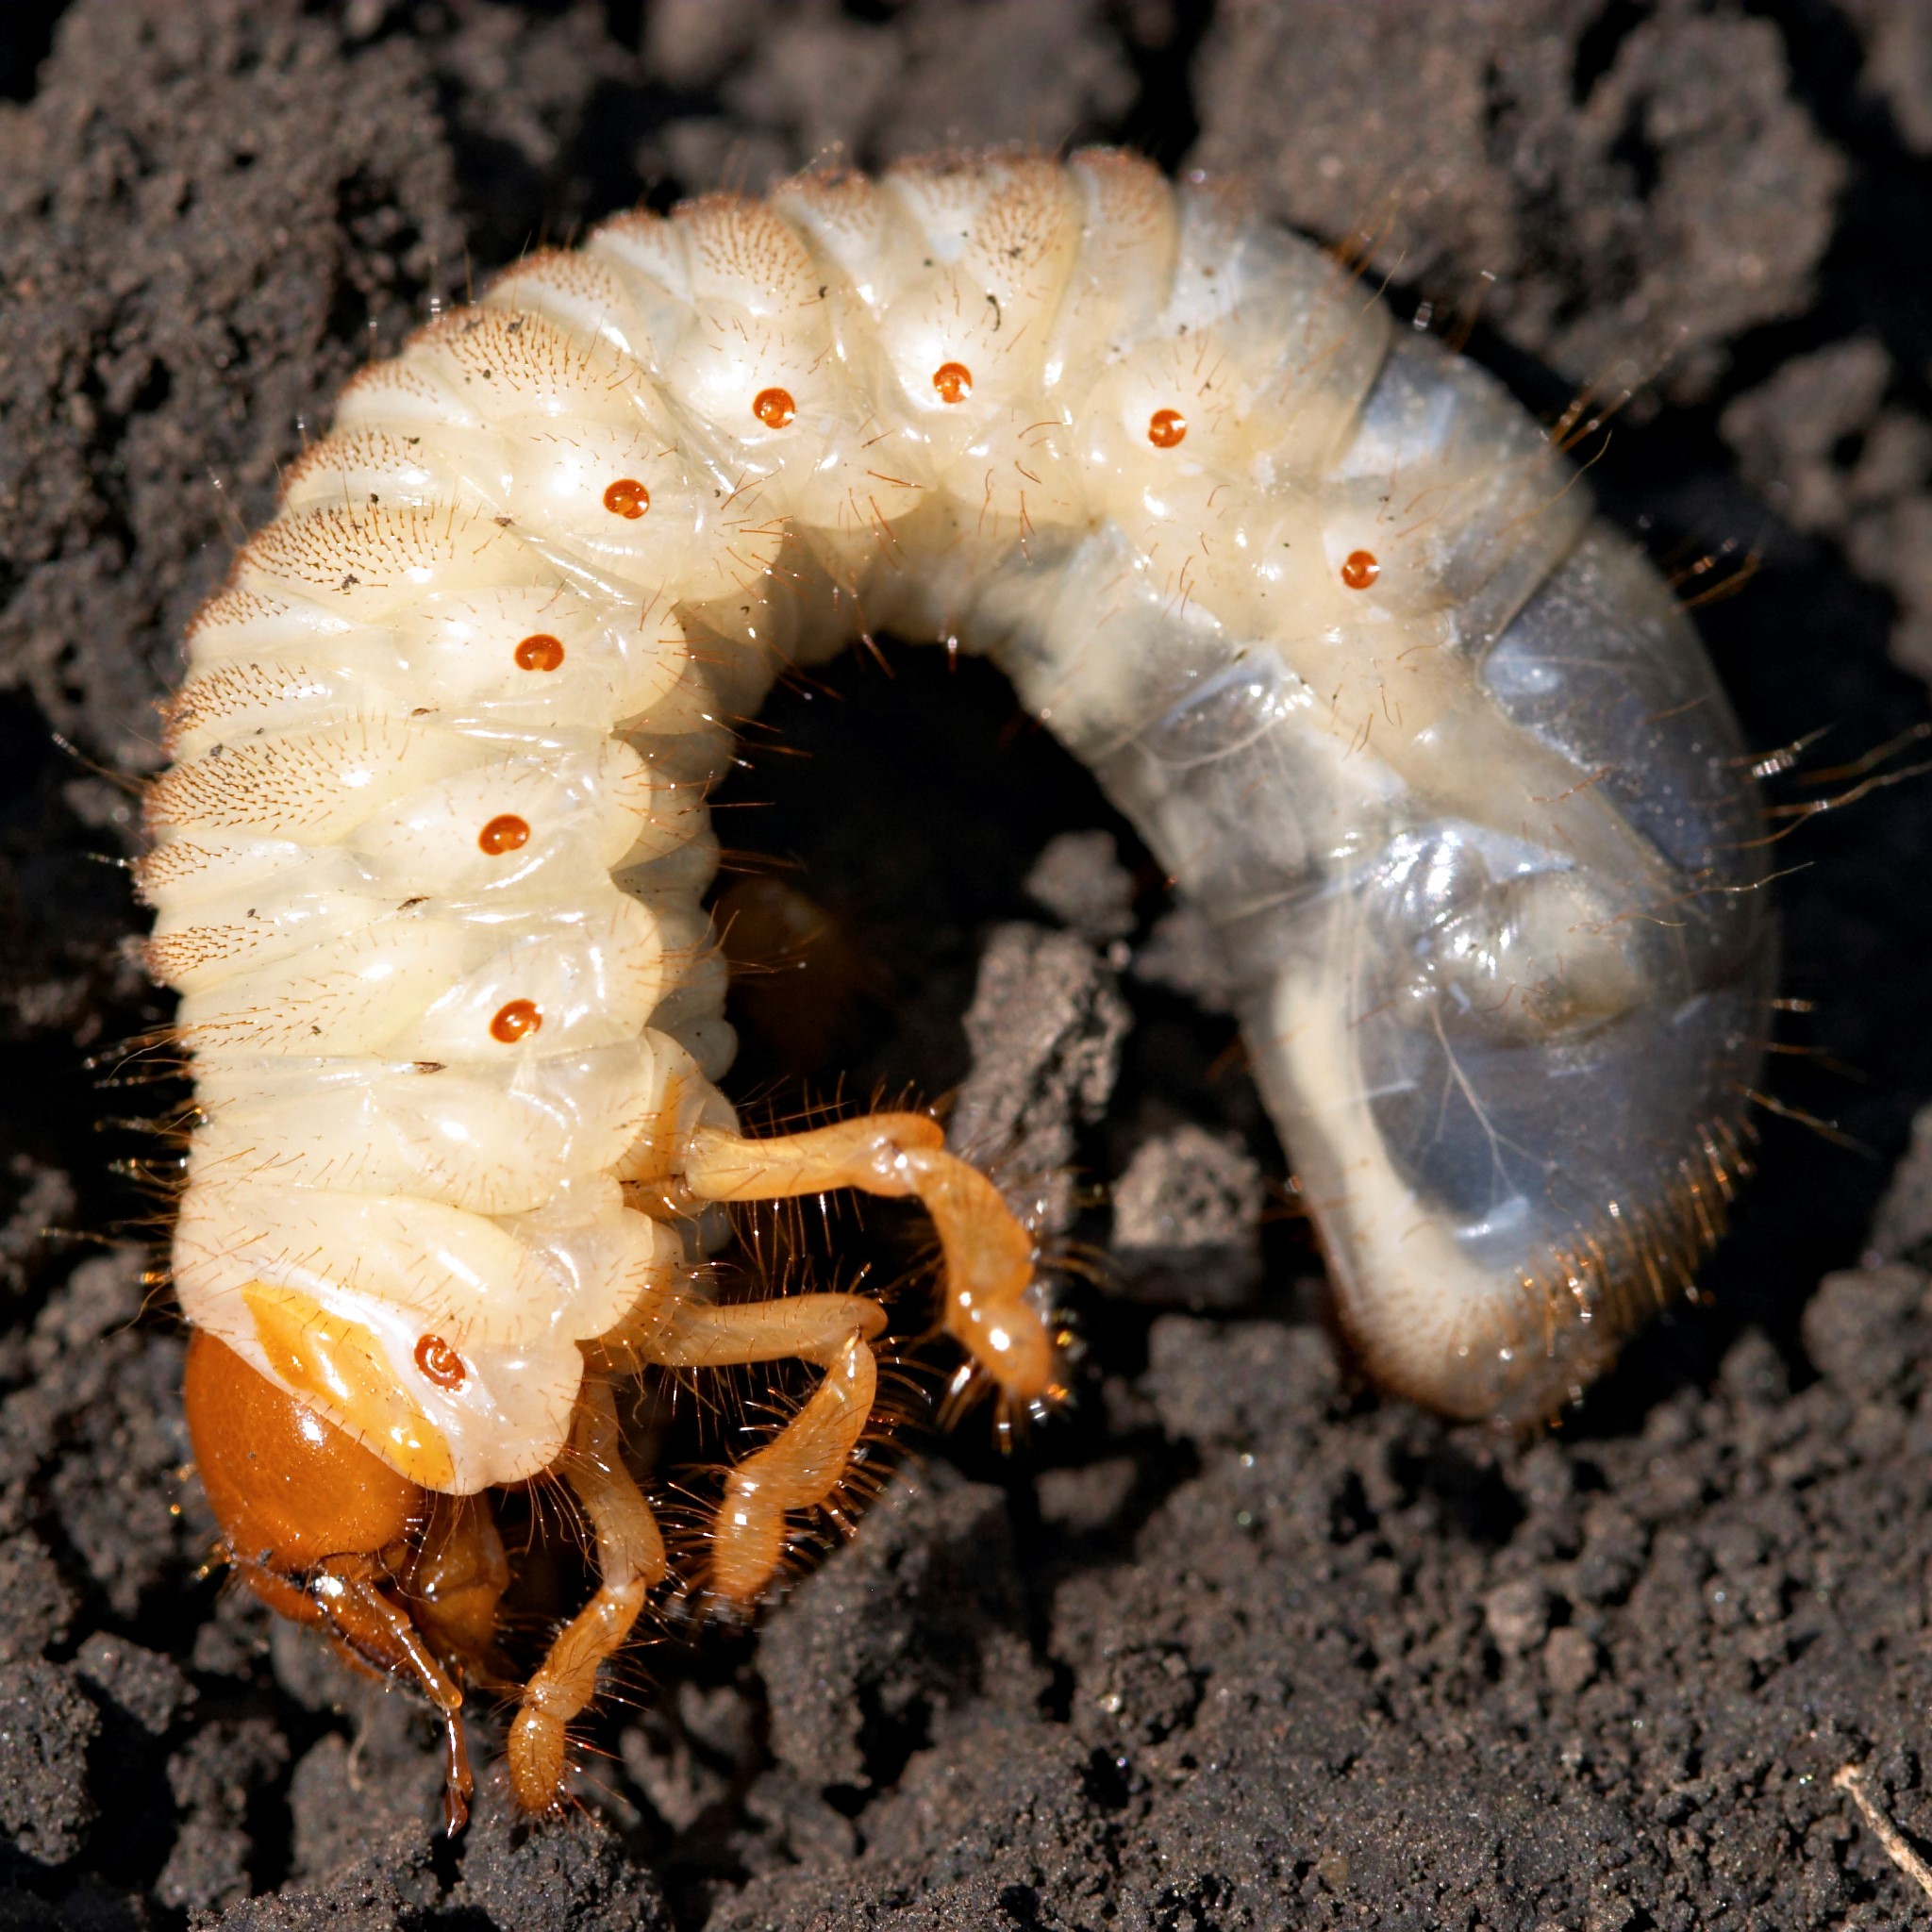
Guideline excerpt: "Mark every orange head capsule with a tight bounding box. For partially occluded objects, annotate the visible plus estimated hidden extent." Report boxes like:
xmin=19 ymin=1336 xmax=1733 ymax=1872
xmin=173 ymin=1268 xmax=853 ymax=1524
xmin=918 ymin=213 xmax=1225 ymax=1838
xmin=932 ymin=361 xmax=973 ymax=404
xmin=188 ymin=1327 xmax=423 ymax=1573
xmin=1341 ymin=548 xmax=1381 ymax=591
xmin=1147 ymin=407 xmax=1187 ymax=448
xmin=514 ymin=633 xmax=565 ymax=672
xmin=602 ymin=478 xmax=649 ymax=519
xmin=185 ymin=1330 xmax=495 ymax=1833
xmin=753 ymin=386 xmax=796 ymax=428
xmin=489 ymin=999 xmax=541 ymax=1043
xmin=477 ymin=813 xmax=530 ymax=855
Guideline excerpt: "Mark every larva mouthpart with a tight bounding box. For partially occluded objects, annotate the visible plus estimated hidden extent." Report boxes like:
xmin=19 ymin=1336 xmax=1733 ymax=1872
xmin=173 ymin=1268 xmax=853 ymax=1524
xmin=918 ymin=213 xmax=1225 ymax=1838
xmin=148 ymin=147 xmax=1773 ymax=1826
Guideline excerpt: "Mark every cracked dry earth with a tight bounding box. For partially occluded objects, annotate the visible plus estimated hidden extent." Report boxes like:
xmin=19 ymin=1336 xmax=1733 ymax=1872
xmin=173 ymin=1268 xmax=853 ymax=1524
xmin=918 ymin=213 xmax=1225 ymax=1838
xmin=4 ymin=2 xmax=1932 ymax=1927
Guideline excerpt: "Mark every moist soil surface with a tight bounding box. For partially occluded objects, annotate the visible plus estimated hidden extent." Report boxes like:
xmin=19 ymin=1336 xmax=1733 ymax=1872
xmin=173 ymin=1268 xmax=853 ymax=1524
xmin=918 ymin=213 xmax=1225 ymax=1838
xmin=4 ymin=4 xmax=1932 ymax=1928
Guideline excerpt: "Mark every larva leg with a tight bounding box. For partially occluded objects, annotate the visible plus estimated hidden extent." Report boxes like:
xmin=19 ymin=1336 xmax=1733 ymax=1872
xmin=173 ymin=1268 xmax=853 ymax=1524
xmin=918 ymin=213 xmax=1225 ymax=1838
xmin=644 ymin=1295 xmax=888 ymax=1605
xmin=508 ymin=1374 xmax=665 ymax=1813
xmin=681 ymin=1118 xmax=1062 ymax=1413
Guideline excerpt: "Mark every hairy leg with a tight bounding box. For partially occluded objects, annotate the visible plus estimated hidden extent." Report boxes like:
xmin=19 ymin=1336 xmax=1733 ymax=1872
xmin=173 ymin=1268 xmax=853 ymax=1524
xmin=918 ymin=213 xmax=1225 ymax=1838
xmin=642 ymin=1293 xmax=887 ymax=1605
xmin=681 ymin=1116 xmax=1062 ymax=1412
xmin=508 ymin=1374 xmax=666 ymax=1812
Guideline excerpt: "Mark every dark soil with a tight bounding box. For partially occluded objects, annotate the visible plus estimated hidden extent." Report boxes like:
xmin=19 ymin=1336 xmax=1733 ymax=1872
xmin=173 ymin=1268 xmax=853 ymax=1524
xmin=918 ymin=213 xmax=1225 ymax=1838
xmin=4 ymin=3 xmax=1932 ymax=1926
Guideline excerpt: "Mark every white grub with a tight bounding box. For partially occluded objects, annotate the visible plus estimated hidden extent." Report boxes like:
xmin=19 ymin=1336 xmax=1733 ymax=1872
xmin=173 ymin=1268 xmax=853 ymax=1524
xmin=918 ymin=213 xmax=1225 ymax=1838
xmin=145 ymin=152 xmax=1773 ymax=1806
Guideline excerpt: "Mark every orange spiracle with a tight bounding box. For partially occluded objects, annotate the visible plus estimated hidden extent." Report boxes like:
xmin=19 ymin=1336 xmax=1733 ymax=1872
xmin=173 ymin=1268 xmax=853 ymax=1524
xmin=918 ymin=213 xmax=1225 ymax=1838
xmin=477 ymin=814 xmax=531 ymax=855
xmin=1147 ymin=407 xmax=1187 ymax=448
xmin=932 ymin=361 xmax=973 ymax=404
xmin=413 ymin=1334 xmax=468 ymax=1391
xmin=753 ymin=387 xmax=796 ymax=429
xmin=602 ymin=478 xmax=650 ymax=519
xmin=1341 ymin=549 xmax=1381 ymax=591
xmin=489 ymin=999 xmax=541 ymax=1043
xmin=514 ymin=633 xmax=565 ymax=672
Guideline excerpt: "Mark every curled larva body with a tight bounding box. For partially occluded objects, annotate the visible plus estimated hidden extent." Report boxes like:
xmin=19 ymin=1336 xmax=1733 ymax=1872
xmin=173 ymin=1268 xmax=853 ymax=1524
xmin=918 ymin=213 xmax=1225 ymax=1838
xmin=142 ymin=148 xmax=1771 ymax=1818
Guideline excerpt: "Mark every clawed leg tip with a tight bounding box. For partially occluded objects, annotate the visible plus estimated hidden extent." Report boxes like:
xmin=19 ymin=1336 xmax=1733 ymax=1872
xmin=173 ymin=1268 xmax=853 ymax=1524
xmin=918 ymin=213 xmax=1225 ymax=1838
xmin=691 ymin=1582 xmax=766 ymax=1627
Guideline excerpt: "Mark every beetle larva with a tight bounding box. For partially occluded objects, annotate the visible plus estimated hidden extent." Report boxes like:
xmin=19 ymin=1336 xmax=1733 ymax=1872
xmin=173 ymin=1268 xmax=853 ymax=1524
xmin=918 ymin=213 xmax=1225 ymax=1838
xmin=141 ymin=149 xmax=1773 ymax=1823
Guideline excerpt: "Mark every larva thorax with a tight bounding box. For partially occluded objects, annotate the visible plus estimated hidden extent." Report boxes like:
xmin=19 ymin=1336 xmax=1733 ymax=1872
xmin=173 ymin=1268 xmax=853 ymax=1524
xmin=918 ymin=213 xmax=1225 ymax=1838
xmin=142 ymin=148 xmax=1770 ymax=1821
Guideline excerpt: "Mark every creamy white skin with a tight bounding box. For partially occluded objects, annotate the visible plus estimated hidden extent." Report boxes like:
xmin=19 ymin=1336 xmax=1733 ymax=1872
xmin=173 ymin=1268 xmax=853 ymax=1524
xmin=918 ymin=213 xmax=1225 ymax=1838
xmin=144 ymin=153 xmax=1771 ymax=1489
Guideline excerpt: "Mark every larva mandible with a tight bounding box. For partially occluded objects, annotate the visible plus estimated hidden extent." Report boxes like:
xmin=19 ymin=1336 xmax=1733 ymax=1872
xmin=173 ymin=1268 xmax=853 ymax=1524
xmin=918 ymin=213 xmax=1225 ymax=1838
xmin=141 ymin=149 xmax=1773 ymax=1824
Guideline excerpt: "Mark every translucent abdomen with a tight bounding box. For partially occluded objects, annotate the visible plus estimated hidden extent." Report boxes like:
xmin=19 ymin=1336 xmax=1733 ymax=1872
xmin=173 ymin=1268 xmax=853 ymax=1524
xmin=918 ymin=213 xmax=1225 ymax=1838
xmin=977 ymin=334 xmax=1772 ymax=1421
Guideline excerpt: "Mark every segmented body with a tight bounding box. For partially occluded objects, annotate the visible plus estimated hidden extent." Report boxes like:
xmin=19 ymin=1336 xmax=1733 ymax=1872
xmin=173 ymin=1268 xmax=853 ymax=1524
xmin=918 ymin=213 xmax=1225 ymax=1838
xmin=142 ymin=150 xmax=1771 ymax=1807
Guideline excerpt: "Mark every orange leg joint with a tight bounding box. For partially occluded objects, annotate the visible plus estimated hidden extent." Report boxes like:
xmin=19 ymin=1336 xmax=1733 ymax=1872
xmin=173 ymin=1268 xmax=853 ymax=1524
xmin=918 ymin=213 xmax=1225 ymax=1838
xmin=682 ymin=1116 xmax=1063 ymax=1410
